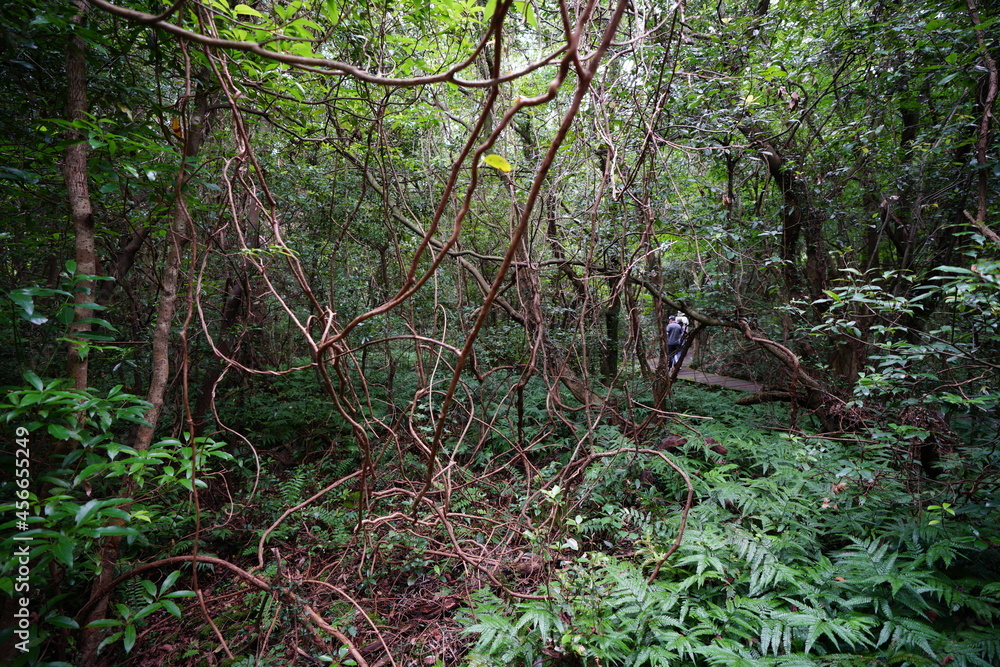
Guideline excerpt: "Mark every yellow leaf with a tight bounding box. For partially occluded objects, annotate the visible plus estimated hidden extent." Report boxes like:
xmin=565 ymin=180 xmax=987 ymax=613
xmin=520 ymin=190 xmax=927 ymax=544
xmin=234 ymin=3 xmax=265 ymax=18
xmin=483 ymin=154 xmax=512 ymax=173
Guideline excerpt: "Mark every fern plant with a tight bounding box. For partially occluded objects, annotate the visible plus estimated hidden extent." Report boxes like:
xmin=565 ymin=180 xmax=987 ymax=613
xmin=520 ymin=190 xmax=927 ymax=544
xmin=461 ymin=387 xmax=1000 ymax=666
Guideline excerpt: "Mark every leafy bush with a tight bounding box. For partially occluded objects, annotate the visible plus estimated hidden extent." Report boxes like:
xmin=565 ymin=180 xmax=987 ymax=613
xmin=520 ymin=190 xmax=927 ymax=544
xmin=0 ymin=373 xmax=228 ymax=663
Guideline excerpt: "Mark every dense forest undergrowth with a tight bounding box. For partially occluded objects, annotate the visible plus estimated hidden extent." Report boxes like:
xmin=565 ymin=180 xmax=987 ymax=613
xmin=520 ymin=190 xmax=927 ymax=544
xmin=4 ymin=366 xmax=1000 ymax=666
xmin=8 ymin=369 xmax=1000 ymax=666
xmin=2 ymin=0 xmax=1000 ymax=664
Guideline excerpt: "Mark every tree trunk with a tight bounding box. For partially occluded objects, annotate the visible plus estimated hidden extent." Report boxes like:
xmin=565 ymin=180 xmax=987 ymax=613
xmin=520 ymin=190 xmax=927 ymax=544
xmin=78 ymin=76 xmax=213 ymax=664
xmin=601 ymin=275 xmax=621 ymax=385
xmin=96 ymin=227 xmax=151 ymax=305
xmin=64 ymin=0 xmax=95 ymax=393
xmin=132 ymin=82 xmax=212 ymax=451
xmin=741 ymin=127 xmax=831 ymax=305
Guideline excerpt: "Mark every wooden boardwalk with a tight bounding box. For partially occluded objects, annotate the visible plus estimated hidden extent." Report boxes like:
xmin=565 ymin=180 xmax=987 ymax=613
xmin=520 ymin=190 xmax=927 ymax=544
xmin=649 ymin=357 xmax=762 ymax=393
xmin=674 ymin=366 xmax=761 ymax=392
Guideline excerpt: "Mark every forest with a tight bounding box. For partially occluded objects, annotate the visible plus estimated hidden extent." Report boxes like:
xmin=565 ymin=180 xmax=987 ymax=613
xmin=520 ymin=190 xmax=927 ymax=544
xmin=1 ymin=0 xmax=999 ymax=665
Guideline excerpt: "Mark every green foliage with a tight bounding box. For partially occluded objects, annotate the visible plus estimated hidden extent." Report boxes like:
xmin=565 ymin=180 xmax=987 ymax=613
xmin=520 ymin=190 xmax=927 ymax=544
xmin=89 ymin=571 xmax=196 ymax=655
xmin=812 ymin=256 xmax=1000 ymax=423
xmin=463 ymin=388 xmax=1000 ymax=666
xmin=5 ymin=262 xmax=120 ymax=374
xmin=228 ymin=368 xmax=341 ymax=450
xmin=0 ymin=373 xmax=231 ymax=663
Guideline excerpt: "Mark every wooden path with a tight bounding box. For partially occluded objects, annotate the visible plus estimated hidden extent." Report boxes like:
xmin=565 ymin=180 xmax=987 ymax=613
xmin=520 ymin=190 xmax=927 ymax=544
xmin=674 ymin=366 xmax=761 ymax=392
xmin=649 ymin=357 xmax=762 ymax=393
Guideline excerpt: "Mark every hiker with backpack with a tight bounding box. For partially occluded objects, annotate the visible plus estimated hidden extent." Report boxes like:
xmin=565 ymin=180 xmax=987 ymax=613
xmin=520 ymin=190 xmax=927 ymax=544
xmin=665 ymin=315 xmax=684 ymax=368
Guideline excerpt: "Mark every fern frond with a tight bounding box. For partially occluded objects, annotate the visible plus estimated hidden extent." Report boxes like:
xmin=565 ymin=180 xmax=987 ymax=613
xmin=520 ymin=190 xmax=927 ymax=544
xmin=695 ymin=640 xmax=764 ymax=667
xmin=514 ymin=604 xmax=562 ymax=642
xmin=631 ymin=644 xmax=680 ymax=667
xmin=464 ymin=614 xmax=517 ymax=656
xmin=948 ymin=628 xmax=1000 ymax=667
xmin=875 ymin=616 xmax=943 ymax=659
xmin=280 ymin=469 xmax=310 ymax=504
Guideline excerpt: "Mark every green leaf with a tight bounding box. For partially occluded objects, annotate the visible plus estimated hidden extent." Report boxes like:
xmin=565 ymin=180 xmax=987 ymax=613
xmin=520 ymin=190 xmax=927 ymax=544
xmin=323 ymin=0 xmax=339 ymax=23
xmin=972 ymin=16 xmax=999 ymax=31
xmin=822 ymin=289 xmax=843 ymax=302
xmin=57 ymin=305 xmax=75 ymax=325
xmin=24 ymin=370 xmax=44 ymax=391
xmin=161 ymin=599 xmax=182 ymax=618
xmin=140 ymin=580 xmax=157 ymax=598
xmin=53 ymin=534 xmax=74 ymax=566
xmin=99 ymin=508 xmax=131 ymax=521
xmin=93 ymin=526 xmax=140 ymax=537
xmin=161 ymin=570 xmax=183 ymax=595
xmin=75 ymin=462 xmax=110 ymax=484
xmin=75 ymin=499 xmax=101 ymax=526
xmin=483 ymin=154 xmax=512 ymax=173
xmin=77 ymin=317 xmax=119 ymax=331
xmin=133 ymin=602 xmax=161 ymax=621
xmin=163 ymin=590 xmax=197 ymax=598
xmin=9 ymin=289 xmax=35 ymax=316
xmin=46 ymin=615 xmax=81 ymax=629
xmin=760 ymin=65 xmax=788 ymax=80
xmin=123 ymin=624 xmax=137 ymax=652
xmin=289 ymin=18 xmax=323 ymax=36
xmin=517 ymin=1 xmax=537 ymax=29
xmin=234 ymin=3 xmax=264 ymax=18
xmin=48 ymin=423 xmax=74 ymax=440
xmin=74 ymin=331 xmax=117 ymax=341
xmin=97 ymin=632 xmax=123 ymax=653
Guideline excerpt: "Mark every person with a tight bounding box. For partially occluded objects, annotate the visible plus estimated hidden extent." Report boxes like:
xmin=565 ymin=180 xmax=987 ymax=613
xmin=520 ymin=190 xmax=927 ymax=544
xmin=665 ymin=315 xmax=683 ymax=368
xmin=676 ymin=312 xmax=689 ymax=334
xmin=675 ymin=312 xmax=690 ymax=366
